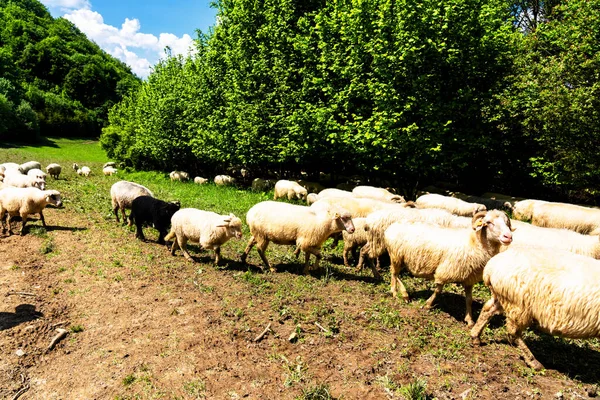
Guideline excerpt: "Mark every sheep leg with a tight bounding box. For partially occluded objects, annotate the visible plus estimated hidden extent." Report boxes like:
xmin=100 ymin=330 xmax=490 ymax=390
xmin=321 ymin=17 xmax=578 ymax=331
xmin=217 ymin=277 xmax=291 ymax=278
xmin=134 ymin=221 xmax=145 ymax=241
xmin=170 ymin=236 xmax=180 ymax=256
xmin=424 ymin=283 xmax=444 ymax=310
xmin=241 ymin=236 xmax=257 ymax=264
xmin=356 ymin=244 xmax=371 ymax=271
xmin=463 ymin=284 xmax=475 ymax=327
xmin=256 ymin=240 xmax=274 ymax=272
xmin=506 ymin=319 xmax=544 ymax=371
xmin=302 ymin=247 xmax=322 ymax=274
xmin=389 ymin=258 xmax=409 ymax=301
xmin=213 ymin=247 xmax=222 ymax=265
xmin=39 ymin=211 xmax=46 ymax=227
xmin=178 ymin=238 xmax=194 ymax=261
xmin=120 ymin=208 xmax=127 ymax=225
xmin=0 ymin=210 xmax=6 ymax=234
xmin=293 ymin=246 xmax=301 ymax=258
xmin=19 ymin=214 xmax=28 ymax=236
xmin=470 ymin=296 xmax=502 ymax=345
xmin=113 ymin=204 xmax=120 ymax=223
xmin=365 ymin=254 xmax=382 ymax=281
xmin=342 ymin=243 xmax=353 ymax=267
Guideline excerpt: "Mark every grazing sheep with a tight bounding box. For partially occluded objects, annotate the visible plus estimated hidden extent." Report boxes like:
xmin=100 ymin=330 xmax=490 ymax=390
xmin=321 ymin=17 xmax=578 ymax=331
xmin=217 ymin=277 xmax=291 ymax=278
xmin=128 ymin=196 xmax=180 ymax=244
xmin=384 ymin=210 xmax=513 ymax=326
xmin=273 ymin=180 xmax=308 ymax=201
xmin=165 ymin=208 xmax=242 ymax=264
xmin=306 ymin=193 xmax=320 ymax=205
xmin=73 ymin=163 xmax=91 ymax=177
xmin=450 ymin=192 xmax=513 ymax=213
xmin=18 ymin=161 xmax=42 ymax=174
xmin=241 ymin=201 xmax=355 ymax=274
xmin=415 ymin=193 xmax=487 ymax=216
xmin=27 ymin=168 xmax=47 ymax=182
xmin=511 ymin=199 xmax=546 ymax=221
xmin=45 ymin=163 xmax=62 ymax=179
xmin=194 ymin=176 xmax=209 ymax=185
xmin=341 ymin=217 xmax=378 ymax=275
xmin=103 ymin=166 xmax=118 ymax=176
xmin=311 ymin=196 xmax=403 ymax=218
xmin=509 ymin=222 xmax=600 ymax=259
xmin=296 ymin=180 xmax=326 ymax=194
xmin=0 ymin=187 xmax=62 ymax=235
xmin=470 ymin=246 xmax=600 ymax=370
xmin=110 ymin=181 xmax=154 ymax=223
xmin=3 ymin=173 xmax=45 ymax=190
xmin=214 ymin=175 xmax=235 ymax=186
xmin=352 ymin=186 xmax=405 ymax=203
xmin=170 ymin=170 xmax=190 ymax=182
xmin=103 ymin=162 xmax=117 ymax=168
xmin=318 ymin=188 xmax=354 ymax=199
xmin=251 ymin=178 xmax=274 ymax=192
xmin=529 ymin=201 xmax=600 ymax=235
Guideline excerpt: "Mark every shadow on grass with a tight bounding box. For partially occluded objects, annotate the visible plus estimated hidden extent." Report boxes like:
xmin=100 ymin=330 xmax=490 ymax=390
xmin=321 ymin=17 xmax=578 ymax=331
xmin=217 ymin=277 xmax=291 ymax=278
xmin=410 ymin=289 xmax=486 ymax=326
xmin=0 ymin=136 xmax=60 ymax=149
xmin=0 ymin=304 xmax=43 ymax=331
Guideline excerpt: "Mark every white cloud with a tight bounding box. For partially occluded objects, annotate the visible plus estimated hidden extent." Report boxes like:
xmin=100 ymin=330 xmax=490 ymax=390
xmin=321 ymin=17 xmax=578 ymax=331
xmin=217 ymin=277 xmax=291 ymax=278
xmin=41 ymin=1 xmax=196 ymax=78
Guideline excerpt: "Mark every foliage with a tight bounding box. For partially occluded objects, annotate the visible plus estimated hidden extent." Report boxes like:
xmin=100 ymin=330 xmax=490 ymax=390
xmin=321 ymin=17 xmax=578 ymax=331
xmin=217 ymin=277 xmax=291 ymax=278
xmin=0 ymin=0 xmax=139 ymax=141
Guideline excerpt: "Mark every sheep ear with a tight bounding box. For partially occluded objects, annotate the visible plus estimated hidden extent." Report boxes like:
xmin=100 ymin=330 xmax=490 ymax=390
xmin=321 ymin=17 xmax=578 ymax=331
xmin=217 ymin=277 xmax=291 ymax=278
xmin=474 ymin=218 xmax=487 ymax=232
xmin=332 ymin=212 xmax=340 ymax=219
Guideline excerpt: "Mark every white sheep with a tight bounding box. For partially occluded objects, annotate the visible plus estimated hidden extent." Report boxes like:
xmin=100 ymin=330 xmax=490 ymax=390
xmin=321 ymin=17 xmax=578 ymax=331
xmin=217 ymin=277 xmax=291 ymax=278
xmin=415 ymin=193 xmax=487 ymax=216
xmin=0 ymin=162 xmax=20 ymax=171
xmin=529 ymin=201 xmax=600 ymax=235
xmin=318 ymin=188 xmax=355 ymax=199
xmin=110 ymin=181 xmax=154 ymax=223
xmin=511 ymin=199 xmax=547 ymax=221
xmin=169 ymin=170 xmax=190 ymax=182
xmin=352 ymin=185 xmax=405 ymax=203
xmin=311 ymin=196 xmax=404 ymax=218
xmin=45 ymin=163 xmax=62 ymax=179
xmin=165 ymin=208 xmax=242 ymax=264
xmin=103 ymin=166 xmax=118 ymax=176
xmin=241 ymin=201 xmax=355 ymax=274
xmin=27 ymin=168 xmax=47 ymax=181
xmin=194 ymin=176 xmax=209 ymax=185
xmin=273 ymin=180 xmax=308 ymax=201
xmin=384 ymin=210 xmax=513 ymax=326
xmin=470 ymin=246 xmax=600 ymax=370
xmin=0 ymin=187 xmax=62 ymax=235
xmin=214 ymin=175 xmax=235 ymax=186
xmin=18 ymin=161 xmax=42 ymax=174
xmin=3 ymin=173 xmax=45 ymax=190
xmin=73 ymin=163 xmax=91 ymax=177
xmin=306 ymin=193 xmax=320 ymax=205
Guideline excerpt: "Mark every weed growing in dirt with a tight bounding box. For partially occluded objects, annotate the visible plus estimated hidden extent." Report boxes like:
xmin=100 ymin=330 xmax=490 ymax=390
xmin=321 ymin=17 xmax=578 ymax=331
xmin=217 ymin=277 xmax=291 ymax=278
xmin=122 ymin=374 xmax=136 ymax=386
xmin=70 ymin=325 xmax=84 ymax=333
xmin=398 ymin=378 xmax=430 ymax=400
xmin=295 ymin=383 xmax=336 ymax=400
xmin=183 ymin=378 xmax=207 ymax=398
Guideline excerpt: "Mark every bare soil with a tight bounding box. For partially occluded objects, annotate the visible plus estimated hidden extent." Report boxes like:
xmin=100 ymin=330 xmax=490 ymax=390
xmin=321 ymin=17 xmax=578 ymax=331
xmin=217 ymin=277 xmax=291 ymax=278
xmin=1 ymin=207 xmax=599 ymax=399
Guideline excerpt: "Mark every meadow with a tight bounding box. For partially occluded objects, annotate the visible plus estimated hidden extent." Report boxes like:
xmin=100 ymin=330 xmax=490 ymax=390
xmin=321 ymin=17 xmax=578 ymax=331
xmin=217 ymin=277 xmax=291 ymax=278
xmin=0 ymin=138 xmax=599 ymax=399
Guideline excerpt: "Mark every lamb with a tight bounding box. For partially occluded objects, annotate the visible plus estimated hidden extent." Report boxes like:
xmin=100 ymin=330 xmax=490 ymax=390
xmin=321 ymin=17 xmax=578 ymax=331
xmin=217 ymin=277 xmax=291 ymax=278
xmin=170 ymin=170 xmax=190 ymax=182
xmin=511 ymin=199 xmax=547 ymax=221
xmin=3 ymin=173 xmax=45 ymax=190
xmin=214 ymin=175 xmax=235 ymax=186
xmin=306 ymin=193 xmax=320 ymax=205
xmin=0 ymin=187 xmax=62 ymax=235
xmin=110 ymin=181 xmax=154 ymax=223
xmin=194 ymin=176 xmax=209 ymax=185
xmin=165 ymin=208 xmax=242 ymax=264
xmin=73 ymin=163 xmax=91 ymax=177
xmin=341 ymin=217 xmax=377 ymax=273
xmin=296 ymin=180 xmax=326 ymax=194
xmin=241 ymin=201 xmax=355 ymax=274
xmin=273 ymin=180 xmax=308 ymax=201
xmin=318 ymin=188 xmax=355 ymax=199
xmin=470 ymin=246 xmax=600 ymax=370
xmin=529 ymin=201 xmax=600 ymax=235
xmin=415 ymin=193 xmax=487 ymax=216
xmin=18 ymin=161 xmax=42 ymax=174
xmin=384 ymin=210 xmax=513 ymax=326
xmin=128 ymin=196 xmax=180 ymax=244
xmin=103 ymin=166 xmax=118 ymax=176
xmin=45 ymin=163 xmax=62 ymax=179
xmin=352 ymin=186 xmax=405 ymax=203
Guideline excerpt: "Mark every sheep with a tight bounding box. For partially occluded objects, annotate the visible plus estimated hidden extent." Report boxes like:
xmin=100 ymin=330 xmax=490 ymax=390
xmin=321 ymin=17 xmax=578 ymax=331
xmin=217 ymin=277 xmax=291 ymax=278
xmin=165 ymin=208 xmax=242 ymax=264
xmin=311 ymin=196 xmax=405 ymax=218
xmin=241 ymin=201 xmax=355 ymax=274
xmin=18 ymin=161 xmax=41 ymax=174
xmin=415 ymin=193 xmax=487 ymax=216
xmin=296 ymin=180 xmax=326 ymax=194
xmin=318 ymin=188 xmax=355 ymax=199
xmin=450 ymin=192 xmax=513 ymax=213
xmin=341 ymin=217 xmax=378 ymax=274
xmin=508 ymin=222 xmax=600 ymax=259
xmin=511 ymin=199 xmax=547 ymax=221
xmin=73 ymin=163 xmax=91 ymax=177
xmin=24 ymin=168 xmax=45 ymax=181
xmin=170 ymin=170 xmax=190 ymax=182
xmin=3 ymin=173 xmax=45 ymax=190
xmin=194 ymin=176 xmax=209 ymax=185
xmin=470 ymin=246 xmax=600 ymax=370
xmin=0 ymin=162 xmax=20 ymax=171
xmin=0 ymin=187 xmax=62 ymax=235
xmin=214 ymin=175 xmax=235 ymax=186
xmin=306 ymin=193 xmax=320 ymax=205
xmin=110 ymin=181 xmax=154 ymax=223
xmin=128 ymin=196 xmax=180 ymax=244
xmin=273 ymin=180 xmax=308 ymax=201
xmin=103 ymin=166 xmax=118 ymax=176
xmin=45 ymin=163 xmax=62 ymax=179
xmin=251 ymin=178 xmax=274 ymax=192
xmin=352 ymin=186 xmax=405 ymax=203
xmin=529 ymin=201 xmax=600 ymax=235
xmin=384 ymin=210 xmax=513 ymax=326
xmin=103 ymin=162 xmax=117 ymax=168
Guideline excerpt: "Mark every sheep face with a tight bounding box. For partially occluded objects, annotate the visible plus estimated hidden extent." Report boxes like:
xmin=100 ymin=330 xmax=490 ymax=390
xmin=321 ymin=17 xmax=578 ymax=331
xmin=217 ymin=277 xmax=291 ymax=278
xmin=216 ymin=214 xmax=243 ymax=239
xmin=472 ymin=210 xmax=513 ymax=245
xmin=45 ymin=191 xmax=62 ymax=207
xmin=334 ymin=212 xmax=355 ymax=234
xmin=34 ymin=180 xmax=46 ymax=190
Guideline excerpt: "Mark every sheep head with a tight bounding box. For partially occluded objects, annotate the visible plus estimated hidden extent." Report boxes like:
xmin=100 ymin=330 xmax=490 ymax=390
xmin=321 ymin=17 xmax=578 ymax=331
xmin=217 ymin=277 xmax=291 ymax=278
xmin=216 ymin=214 xmax=243 ymax=239
xmin=44 ymin=190 xmax=62 ymax=208
xmin=472 ymin=210 xmax=513 ymax=245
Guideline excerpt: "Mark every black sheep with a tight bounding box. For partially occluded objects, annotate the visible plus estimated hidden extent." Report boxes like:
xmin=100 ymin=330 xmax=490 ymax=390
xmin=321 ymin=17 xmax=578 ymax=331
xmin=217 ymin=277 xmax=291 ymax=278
xmin=128 ymin=196 xmax=180 ymax=244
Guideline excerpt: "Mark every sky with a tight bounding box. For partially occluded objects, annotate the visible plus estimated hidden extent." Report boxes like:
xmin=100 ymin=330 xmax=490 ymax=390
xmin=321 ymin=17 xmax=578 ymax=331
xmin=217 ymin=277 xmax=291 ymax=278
xmin=41 ymin=0 xmax=218 ymax=78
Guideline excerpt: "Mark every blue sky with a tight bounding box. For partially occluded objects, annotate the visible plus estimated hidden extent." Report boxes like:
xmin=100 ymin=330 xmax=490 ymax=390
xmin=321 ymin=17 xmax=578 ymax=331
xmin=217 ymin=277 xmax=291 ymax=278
xmin=41 ymin=0 xmax=218 ymax=78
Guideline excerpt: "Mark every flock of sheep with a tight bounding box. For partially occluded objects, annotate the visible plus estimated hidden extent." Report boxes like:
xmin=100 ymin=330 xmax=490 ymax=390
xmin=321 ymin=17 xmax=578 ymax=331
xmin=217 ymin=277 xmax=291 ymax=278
xmin=1 ymin=160 xmax=600 ymax=373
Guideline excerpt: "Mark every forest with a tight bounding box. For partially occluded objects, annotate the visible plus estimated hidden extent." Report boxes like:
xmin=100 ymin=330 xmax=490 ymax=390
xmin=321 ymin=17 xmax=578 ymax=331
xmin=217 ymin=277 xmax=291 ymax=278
xmin=0 ymin=0 xmax=139 ymax=141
